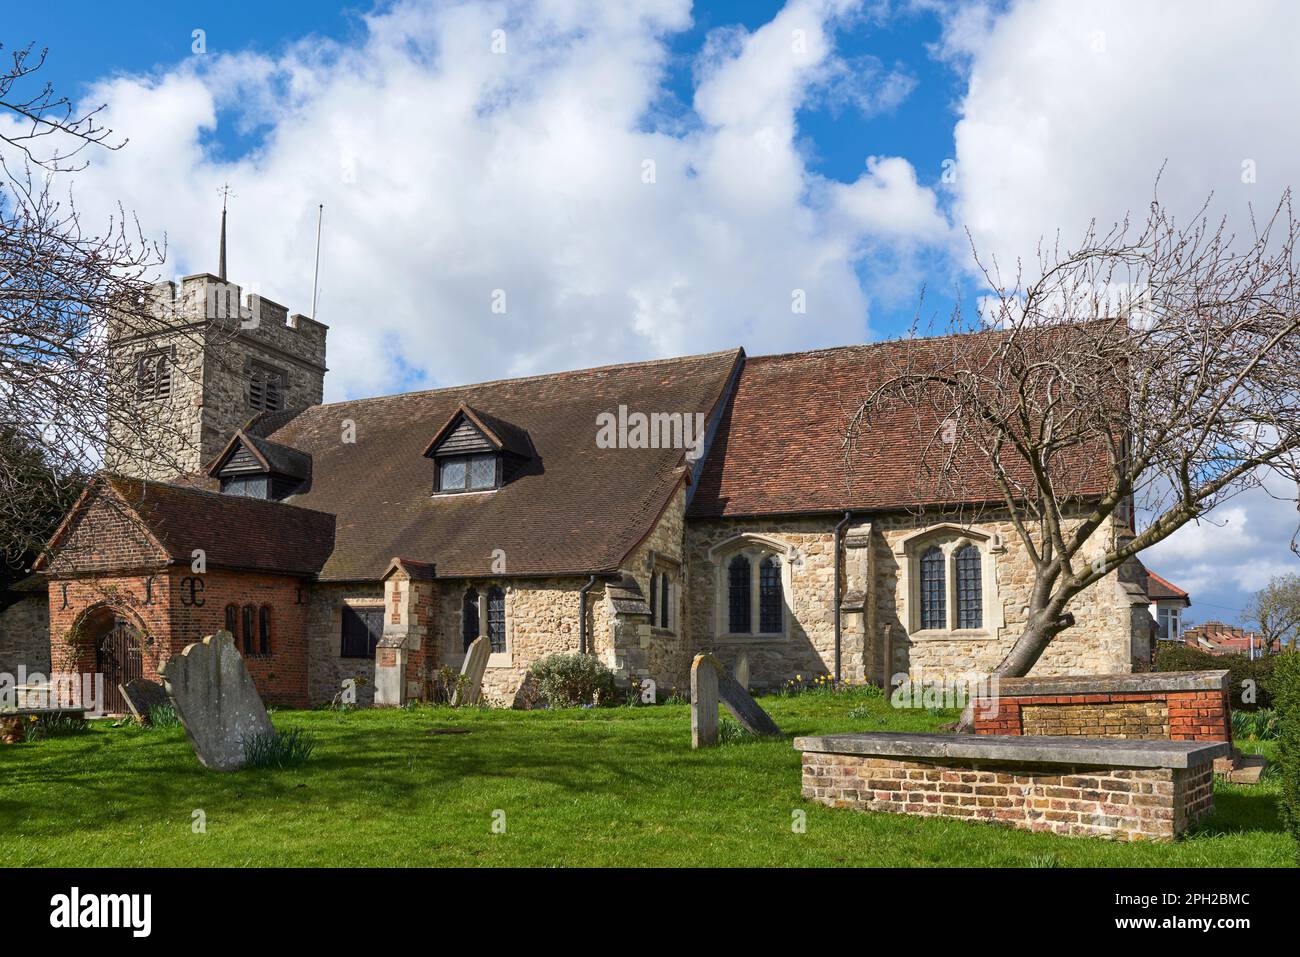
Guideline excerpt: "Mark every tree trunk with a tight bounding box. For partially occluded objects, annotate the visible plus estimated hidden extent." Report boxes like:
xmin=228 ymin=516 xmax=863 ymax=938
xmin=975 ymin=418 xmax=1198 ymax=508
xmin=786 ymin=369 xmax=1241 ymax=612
xmin=953 ymin=617 xmax=1061 ymax=732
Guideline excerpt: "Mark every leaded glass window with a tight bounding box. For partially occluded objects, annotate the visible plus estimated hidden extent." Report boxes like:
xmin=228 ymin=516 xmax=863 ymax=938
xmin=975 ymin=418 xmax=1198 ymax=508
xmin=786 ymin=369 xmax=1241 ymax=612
xmin=759 ymin=556 xmax=783 ymax=634
xmin=441 ymin=457 xmax=467 ymax=490
xmin=486 ymin=587 xmax=506 ymax=653
xmin=919 ymin=546 xmax=946 ymax=630
xmin=468 ymin=454 xmax=496 ymax=490
xmin=462 ymin=588 xmax=479 ymax=650
xmin=660 ymin=573 xmax=670 ymax=630
xmin=728 ymin=554 xmax=751 ymax=634
xmin=955 ymin=544 xmax=982 ymax=629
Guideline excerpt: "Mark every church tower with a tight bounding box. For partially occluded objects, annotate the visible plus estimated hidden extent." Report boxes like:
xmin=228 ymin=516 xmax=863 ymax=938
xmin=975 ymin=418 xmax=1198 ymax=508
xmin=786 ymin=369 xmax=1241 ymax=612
xmin=106 ymin=195 xmax=328 ymax=481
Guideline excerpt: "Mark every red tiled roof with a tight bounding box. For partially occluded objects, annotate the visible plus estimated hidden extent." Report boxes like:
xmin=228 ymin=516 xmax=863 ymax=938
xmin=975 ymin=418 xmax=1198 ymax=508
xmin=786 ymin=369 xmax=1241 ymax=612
xmin=688 ymin=336 xmax=1112 ymax=518
xmin=40 ymin=474 xmax=336 ymax=577
xmin=1183 ymin=620 xmax=1278 ymax=655
xmin=1145 ymin=570 xmax=1189 ymax=602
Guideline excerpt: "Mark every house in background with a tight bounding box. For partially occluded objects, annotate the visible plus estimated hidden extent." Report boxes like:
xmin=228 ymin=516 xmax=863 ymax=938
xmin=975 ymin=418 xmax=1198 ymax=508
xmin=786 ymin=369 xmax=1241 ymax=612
xmin=1146 ymin=570 xmax=1190 ymax=643
xmin=1183 ymin=621 xmax=1280 ymax=658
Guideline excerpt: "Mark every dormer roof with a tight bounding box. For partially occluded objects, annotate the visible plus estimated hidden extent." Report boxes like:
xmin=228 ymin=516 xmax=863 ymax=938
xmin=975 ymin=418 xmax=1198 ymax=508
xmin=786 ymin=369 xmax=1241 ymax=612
xmin=208 ymin=430 xmax=312 ymax=481
xmin=422 ymin=403 xmax=533 ymax=459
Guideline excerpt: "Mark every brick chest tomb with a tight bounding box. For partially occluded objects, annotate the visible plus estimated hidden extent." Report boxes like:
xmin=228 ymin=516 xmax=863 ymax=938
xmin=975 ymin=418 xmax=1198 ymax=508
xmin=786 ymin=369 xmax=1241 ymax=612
xmin=795 ymin=732 xmax=1228 ymax=841
xmin=971 ymin=671 xmax=1231 ymax=742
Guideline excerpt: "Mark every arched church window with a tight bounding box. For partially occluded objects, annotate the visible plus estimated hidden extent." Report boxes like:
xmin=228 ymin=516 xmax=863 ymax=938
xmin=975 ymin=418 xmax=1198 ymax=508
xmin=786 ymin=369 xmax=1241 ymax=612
xmin=955 ymin=544 xmax=983 ymax=629
xmin=728 ymin=555 xmax=752 ymax=634
xmin=919 ymin=546 xmax=946 ymax=631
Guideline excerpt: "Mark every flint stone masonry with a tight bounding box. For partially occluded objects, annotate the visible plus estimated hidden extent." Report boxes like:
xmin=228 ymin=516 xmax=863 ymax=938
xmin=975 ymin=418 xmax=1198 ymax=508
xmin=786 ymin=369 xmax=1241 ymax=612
xmin=974 ymin=670 xmax=1231 ymax=743
xmin=796 ymin=732 xmax=1225 ymax=841
xmin=161 ymin=631 xmax=275 ymax=771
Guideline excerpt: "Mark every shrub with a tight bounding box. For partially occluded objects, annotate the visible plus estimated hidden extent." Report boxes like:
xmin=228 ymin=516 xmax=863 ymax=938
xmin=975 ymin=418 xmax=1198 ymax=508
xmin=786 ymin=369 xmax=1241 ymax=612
xmin=1274 ymin=652 xmax=1300 ymax=863
xmin=526 ymin=653 xmax=615 ymax=708
xmin=242 ymin=728 xmax=316 ymax=769
xmin=1154 ymin=643 xmax=1276 ymax=711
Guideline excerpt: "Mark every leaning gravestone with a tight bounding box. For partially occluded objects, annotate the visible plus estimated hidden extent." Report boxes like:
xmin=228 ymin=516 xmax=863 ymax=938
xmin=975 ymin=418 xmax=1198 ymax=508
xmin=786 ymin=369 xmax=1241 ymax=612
xmin=453 ymin=636 xmax=490 ymax=707
xmin=160 ymin=631 xmax=274 ymax=771
xmin=717 ymin=668 xmax=782 ymax=737
xmin=120 ymin=678 xmax=170 ymax=725
xmin=691 ymin=654 xmax=720 ymax=748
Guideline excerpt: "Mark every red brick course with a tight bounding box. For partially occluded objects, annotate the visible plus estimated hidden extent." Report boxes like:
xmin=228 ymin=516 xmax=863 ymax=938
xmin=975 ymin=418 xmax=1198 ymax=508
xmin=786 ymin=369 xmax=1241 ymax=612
xmin=974 ymin=689 xmax=1231 ymax=744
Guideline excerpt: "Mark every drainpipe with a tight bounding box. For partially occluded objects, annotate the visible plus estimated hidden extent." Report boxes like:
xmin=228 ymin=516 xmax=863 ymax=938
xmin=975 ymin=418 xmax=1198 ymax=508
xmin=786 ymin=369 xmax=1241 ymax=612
xmin=833 ymin=511 xmax=854 ymax=681
xmin=578 ymin=575 xmax=598 ymax=654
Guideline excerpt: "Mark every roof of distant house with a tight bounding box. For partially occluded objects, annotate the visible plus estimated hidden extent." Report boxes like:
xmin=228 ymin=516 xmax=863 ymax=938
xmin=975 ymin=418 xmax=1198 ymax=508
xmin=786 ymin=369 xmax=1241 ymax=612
xmin=1146 ymin=570 xmax=1190 ymax=603
xmin=1183 ymin=620 xmax=1278 ymax=655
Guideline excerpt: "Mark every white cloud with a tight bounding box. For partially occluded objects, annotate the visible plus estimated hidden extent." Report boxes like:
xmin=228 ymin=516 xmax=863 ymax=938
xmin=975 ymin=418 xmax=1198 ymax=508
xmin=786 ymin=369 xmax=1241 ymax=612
xmin=939 ymin=0 xmax=1300 ymax=622
xmin=10 ymin=0 xmax=948 ymax=401
xmin=946 ymin=0 xmax=1300 ymax=277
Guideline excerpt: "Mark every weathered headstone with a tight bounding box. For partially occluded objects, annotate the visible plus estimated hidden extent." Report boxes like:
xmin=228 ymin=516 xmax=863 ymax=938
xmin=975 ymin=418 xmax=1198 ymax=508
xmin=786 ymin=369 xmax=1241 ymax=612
xmin=160 ymin=631 xmax=274 ymax=771
xmin=691 ymin=653 xmax=720 ymax=748
xmin=691 ymin=654 xmax=781 ymax=748
xmin=717 ymin=669 xmax=782 ymax=737
xmin=120 ymin=678 xmax=170 ymax=725
xmin=734 ymin=652 xmax=750 ymax=691
xmin=453 ymin=636 xmax=490 ymax=707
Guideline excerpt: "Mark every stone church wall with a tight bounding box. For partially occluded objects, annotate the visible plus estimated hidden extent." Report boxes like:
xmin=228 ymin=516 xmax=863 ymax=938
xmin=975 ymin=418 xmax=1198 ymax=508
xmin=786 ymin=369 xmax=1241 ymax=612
xmin=685 ymin=507 xmax=1143 ymax=690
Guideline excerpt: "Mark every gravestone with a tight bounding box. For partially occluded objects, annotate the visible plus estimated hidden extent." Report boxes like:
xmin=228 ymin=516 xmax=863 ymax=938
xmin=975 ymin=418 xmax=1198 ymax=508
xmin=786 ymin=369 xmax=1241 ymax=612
xmin=717 ymin=669 xmax=782 ymax=737
xmin=691 ymin=654 xmax=720 ymax=748
xmin=734 ymin=653 xmax=750 ymax=691
xmin=453 ymin=636 xmax=490 ymax=707
xmin=160 ymin=631 xmax=274 ymax=771
xmin=120 ymin=678 xmax=170 ymax=725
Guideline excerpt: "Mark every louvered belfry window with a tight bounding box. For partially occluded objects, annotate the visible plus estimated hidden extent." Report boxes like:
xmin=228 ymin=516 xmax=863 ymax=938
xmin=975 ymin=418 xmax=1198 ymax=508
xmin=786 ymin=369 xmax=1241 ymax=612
xmin=249 ymin=364 xmax=285 ymax=412
xmin=955 ymin=544 xmax=983 ymax=629
xmin=919 ymin=546 xmax=946 ymax=630
xmin=759 ymin=555 xmax=783 ymax=634
xmin=728 ymin=554 xmax=751 ymax=634
xmin=136 ymin=351 xmax=171 ymax=400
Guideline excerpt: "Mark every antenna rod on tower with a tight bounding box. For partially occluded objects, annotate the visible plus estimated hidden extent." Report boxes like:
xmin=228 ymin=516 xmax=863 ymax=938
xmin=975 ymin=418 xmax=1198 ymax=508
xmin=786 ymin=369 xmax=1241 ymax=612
xmin=218 ymin=184 xmax=231 ymax=281
xmin=310 ymin=203 xmax=324 ymax=320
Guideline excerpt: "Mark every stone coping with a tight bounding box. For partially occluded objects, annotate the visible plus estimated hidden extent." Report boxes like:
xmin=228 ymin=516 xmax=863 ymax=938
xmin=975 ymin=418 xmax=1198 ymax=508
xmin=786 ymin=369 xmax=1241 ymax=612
xmin=0 ymin=707 xmax=87 ymax=717
xmin=793 ymin=732 xmax=1230 ymax=769
xmin=975 ymin=670 xmax=1229 ymax=697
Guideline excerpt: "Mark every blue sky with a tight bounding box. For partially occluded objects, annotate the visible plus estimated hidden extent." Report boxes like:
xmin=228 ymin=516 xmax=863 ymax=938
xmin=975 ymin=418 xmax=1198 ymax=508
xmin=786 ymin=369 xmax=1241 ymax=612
xmin=4 ymin=0 xmax=1299 ymax=627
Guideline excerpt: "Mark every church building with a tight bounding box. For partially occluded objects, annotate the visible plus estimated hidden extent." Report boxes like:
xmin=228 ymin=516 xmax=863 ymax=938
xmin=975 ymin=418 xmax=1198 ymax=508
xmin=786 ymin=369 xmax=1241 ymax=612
xmin=10 ymin=261 xmax=1157 ymax=710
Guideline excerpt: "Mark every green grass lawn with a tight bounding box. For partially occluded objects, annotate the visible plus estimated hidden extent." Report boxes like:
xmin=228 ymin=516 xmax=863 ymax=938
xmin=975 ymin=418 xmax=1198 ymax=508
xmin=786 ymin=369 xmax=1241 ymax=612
xmin=0 ymin=693 xmax=1290 ymax=867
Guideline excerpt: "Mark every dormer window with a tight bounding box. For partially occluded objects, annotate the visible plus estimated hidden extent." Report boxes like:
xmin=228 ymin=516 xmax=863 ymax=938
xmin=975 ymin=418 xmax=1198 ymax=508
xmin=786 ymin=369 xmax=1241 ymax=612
xmin=439 ymin=453 xmax=498 ymax=492
xmin=424 ymin=403 xmax=532 ymax=497
xmin=209 ymin=431 xmax=311 ymax=501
